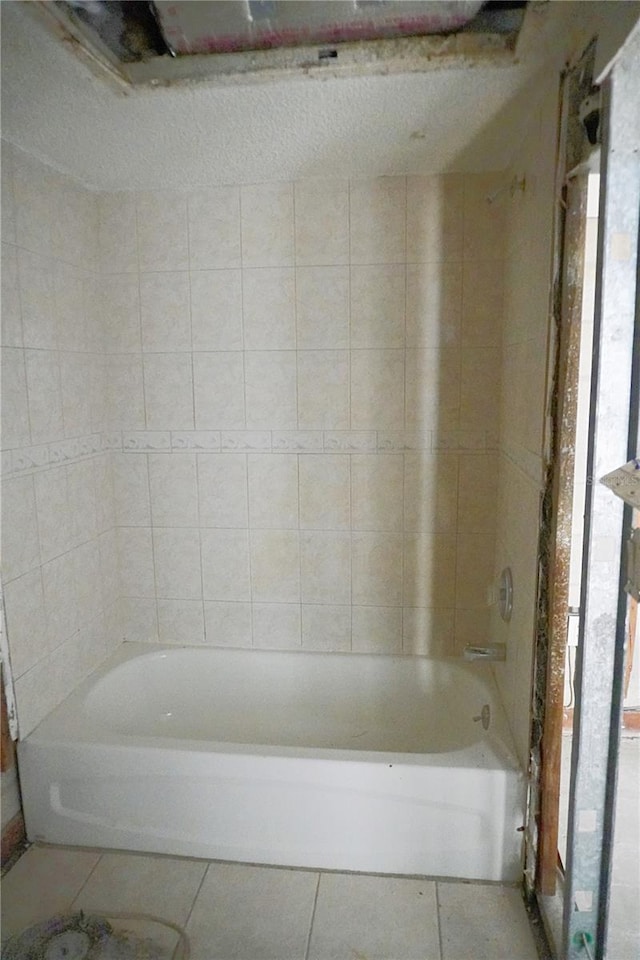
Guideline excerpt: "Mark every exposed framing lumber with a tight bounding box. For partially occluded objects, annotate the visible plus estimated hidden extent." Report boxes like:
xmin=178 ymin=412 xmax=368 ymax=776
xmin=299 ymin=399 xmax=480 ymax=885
xmin=534 ymin=40 xmax=597 ymax=898
xmin=538 ymin=175 xmax=588 ymax=896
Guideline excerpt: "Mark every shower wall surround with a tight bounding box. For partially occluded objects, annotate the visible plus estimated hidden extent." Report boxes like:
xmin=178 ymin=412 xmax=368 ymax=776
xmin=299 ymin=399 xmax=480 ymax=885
xmin=1 ymin=143 xmax=119 ymax=737
xmin=491 ymin=83 xmax=558 ymax=766
xmin=102 ymin=174 xmax=503 ymax=656
xmin=1 ymin=143 xmax=505 ymax=735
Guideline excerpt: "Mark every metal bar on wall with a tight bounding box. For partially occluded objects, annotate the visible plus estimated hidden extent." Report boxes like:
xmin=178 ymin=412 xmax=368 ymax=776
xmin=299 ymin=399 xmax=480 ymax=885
xmin=563 ymin=24 xmax=640 ymax=960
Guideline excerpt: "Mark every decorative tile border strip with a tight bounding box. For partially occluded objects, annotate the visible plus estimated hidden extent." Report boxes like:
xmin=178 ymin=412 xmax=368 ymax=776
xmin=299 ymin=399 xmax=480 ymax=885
xmin=49 ymin=434 xmax=104 ymax=465
xmin=220 ymin=431 xmax=272 ymax=452
xmin=102 ymin=433 xmax=124 ymax=451
xmin=122 ymin=431 xmax=171 ymax=452
xmin=1 ymin=428 xmax=497 ymax=476
xmin=272 ymin=431 xmax=324 ymax=453
xmin=323 ymin=432 xmax=377 ymax=453
xmin=2 ymin=434 xmax=113 ymax=478
xmin=10 ymin=444 xmax=50 ymax=474
xmin=431 ymin=429 xmax=495 ymax=451
xmin=378 ymin=432 xmax=431 ymax=452
xmin=171 ymin=431 xmax=221 ymax=452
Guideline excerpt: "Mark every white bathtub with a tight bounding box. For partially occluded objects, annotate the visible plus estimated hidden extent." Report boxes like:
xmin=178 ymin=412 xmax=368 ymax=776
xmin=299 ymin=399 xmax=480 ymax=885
xmin=18 ymin=642 xmax=526 ymax=881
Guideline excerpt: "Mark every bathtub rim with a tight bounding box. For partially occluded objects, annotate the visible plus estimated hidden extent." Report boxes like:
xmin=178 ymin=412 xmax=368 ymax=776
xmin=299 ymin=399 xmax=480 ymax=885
xmin=20 ymin=641 xmax=523 ymax=772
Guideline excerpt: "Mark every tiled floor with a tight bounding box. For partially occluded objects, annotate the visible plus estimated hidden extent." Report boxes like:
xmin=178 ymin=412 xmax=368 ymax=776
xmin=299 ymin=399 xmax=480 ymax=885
xmin=1 ymin=844 xmax=541 ymax=960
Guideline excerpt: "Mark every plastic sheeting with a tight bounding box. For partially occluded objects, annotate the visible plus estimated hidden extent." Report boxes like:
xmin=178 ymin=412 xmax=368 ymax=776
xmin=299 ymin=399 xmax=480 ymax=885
xmin=153 ymin=0 xmax=485 ymax=55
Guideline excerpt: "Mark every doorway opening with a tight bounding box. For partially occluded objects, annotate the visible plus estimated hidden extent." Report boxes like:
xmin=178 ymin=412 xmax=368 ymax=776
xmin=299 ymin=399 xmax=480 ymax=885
xmin=556 ymin=170 xmax=640 ymax=960
xmin=532 ymin=28 xmax=640 ymax=960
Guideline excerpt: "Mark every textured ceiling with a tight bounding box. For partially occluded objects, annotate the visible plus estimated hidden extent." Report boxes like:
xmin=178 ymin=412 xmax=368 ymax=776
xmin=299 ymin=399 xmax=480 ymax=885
xmin=1 ymin=1 xmax=638 ymax=192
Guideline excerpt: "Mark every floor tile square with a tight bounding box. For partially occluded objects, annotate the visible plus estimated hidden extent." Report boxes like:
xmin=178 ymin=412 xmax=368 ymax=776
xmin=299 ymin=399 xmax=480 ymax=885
xmin=1 ymin=845 xmax=101 ymax=942
xmin=308 ymin=872 xmax=440 ymax=960
xmin=186 ymin=862 xmax=318 ymax=960
xmin=438 ymin=882 xmax=537 ymax=960
xmin=608 ymin=882 xmax=640 ymax=960
xmin=71 ymin=850 xmax=206 ymax=925
xmin=70 ymin=851 xmax=206 ymax=957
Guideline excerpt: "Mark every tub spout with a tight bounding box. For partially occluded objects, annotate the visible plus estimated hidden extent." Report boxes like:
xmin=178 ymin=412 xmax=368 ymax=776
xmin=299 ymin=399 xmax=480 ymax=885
xmin=463 ymin=644 xmax=506 ymax=662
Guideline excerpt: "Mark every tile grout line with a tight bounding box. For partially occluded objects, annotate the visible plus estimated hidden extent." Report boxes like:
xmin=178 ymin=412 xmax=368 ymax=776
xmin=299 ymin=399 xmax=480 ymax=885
xmin=238 ymin=187 xmax=255 ymax=649
xmin=68 ymin=850 xmax=105 ymax=910
xmin=435 ymin=880 xmax=445 ymax=960
xmin=185 ymin=195 xmax=197 ymax=438
xmin=304 ymin=872 xmax=322 ymax=960
xmin=401 ymin=176 xmax=409 ymax=654
xmin=292 ymin=184 xmax=303 ymax=650
xmin=246 ymin=450 xmax=254 ymax=647
xmin=132 ymin=198 xmax=147 ymax=444
xmin=451 ymin=177 xmax=468 ymax=656
xmin=238 ymin=185 xmax=248 ymax=436
xmin=81 ymin=255 xmax=472 ymax=277
xmin=177 ymin=860 xmax=210 ymax=957
xmin=347 ymin=452 xmax=353 ymax=651
xmin=348 ymin=179 xmax=354 ymax=650
xmin=143 ymin=449 xmax=159 ymax=640
xmin=130 ymin=193 xmax=156 ymax=643
xmin=195 ymin=453 xmax=206 ymax=643
xmin=185 ymin=195 xmax=206 ymax=644
xmin=296 ymin=453 xmax=303 ymax=649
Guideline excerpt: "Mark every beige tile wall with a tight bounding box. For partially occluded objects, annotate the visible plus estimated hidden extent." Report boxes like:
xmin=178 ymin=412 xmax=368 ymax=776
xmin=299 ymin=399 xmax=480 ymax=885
xmin=101 ymin=174 xmax=504 ymax=655
xmin=0 ymin=150 xmax=509 ymax=739
xmin=491 ymin=84 xmax=558 ymax=766
xmin=1 ymin=143 xmax=119 ymax=737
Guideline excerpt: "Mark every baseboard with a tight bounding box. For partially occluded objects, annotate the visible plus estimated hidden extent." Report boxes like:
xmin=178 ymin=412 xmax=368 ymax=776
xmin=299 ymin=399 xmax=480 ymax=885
xmin=1 ymin=811 xmax=26 ymax=870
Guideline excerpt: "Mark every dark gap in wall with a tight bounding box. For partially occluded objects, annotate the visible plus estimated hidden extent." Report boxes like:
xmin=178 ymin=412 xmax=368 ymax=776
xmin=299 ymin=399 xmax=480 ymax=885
xmin=57 ymin=0 xmax=170 ymax=61
xmin=56 ymin=0 xmax=526 ymax=63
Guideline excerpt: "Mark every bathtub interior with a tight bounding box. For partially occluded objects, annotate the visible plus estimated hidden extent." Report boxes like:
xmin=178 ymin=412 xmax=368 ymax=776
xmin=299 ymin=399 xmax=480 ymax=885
xmin=81 ymin=644 xmax=507 ymax=753
xmin=26 ymin=642 xmax=520 ymax=762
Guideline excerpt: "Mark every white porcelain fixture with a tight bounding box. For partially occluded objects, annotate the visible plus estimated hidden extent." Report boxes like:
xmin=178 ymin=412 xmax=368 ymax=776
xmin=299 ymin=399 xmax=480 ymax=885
xmin=19 ymin=642 xmax=526 ymax=881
